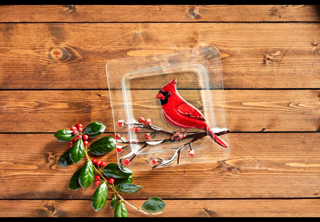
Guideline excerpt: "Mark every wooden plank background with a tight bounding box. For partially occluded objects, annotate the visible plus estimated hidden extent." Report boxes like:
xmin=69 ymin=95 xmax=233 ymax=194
xmin=1 ymin=5 xmax=320 ymax=217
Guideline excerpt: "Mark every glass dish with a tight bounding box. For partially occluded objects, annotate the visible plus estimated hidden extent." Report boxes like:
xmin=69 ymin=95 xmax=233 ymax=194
xmin=106 ymin=46 xmax=230 ymax=172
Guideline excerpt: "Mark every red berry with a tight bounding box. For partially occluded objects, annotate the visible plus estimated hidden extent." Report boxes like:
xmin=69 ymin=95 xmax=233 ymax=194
xmin=138 ymin=117 xmax=144 ymax=123
xmin=70 ymin=126 xmax=77 ymax=131
xmin=123 ymin=159 xmax=130 ymax=166
xmin=115 ymin=133 xmax=120 ymax=140
xmin=118 ymin=120 xmax=124 ymax=127
xmin=70 ymin=143 xmax=73 ymax=147
xmin=152 ymin=159 xmax=157 ymax=165
xmin=83 ymin=135 xmax=89 ymax=140
xmin=144 ymin=118 xmax=151 ymax=125
xmin=145 ymin=133 xmax=150 ymax=139
xmin=92 ymin=159 xmax=97 ymax=164
xmin=134 ymin=127 xmax=140 ymax=132
xmin=107 ymin=178 xmax=115 ymax=184
xmin=74 ymin=137 xmax=78 ymax=141
xmin=101 ymin=162 xmax=106 ymax=167
xmin=96 ymin=161 xmax=101 ymax=166
xmin=189 ymin=150 xmax=195 ymax=157
xmin=95 ymin=175 xmax=101 ymax=181
xmin=83 ymin=141 xmax=88 ymax=146
xmin=129 ymin=125 xmax=135 ymax=132
xmin=73 ymin=130 xmax=78 ymax=135
xmin=78 ymin=135 xmax=82 ymax=139
xmin=95 ymin=181 xmax=100 ymax=186
xmin=77 ymin=124 xmax=83 ymax=128
xmin=78 ymin=128 xmax=83 ymax=132
xmin=116 ymin=147 xmax=122 ymax=152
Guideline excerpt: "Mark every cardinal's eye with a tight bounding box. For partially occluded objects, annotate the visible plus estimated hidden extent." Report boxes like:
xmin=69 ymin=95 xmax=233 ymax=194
xmin=167 ymin=92 xmax=171 ymax=97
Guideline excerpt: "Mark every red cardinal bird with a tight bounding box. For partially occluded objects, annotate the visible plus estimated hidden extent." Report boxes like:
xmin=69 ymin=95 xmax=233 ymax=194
xmin=156 ymin=78 xmax=228 ymax=148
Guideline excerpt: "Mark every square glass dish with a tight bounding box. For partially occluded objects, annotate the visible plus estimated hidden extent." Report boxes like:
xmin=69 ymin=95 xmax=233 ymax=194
xmin=106 ymin=46 xmax=230 ymax=172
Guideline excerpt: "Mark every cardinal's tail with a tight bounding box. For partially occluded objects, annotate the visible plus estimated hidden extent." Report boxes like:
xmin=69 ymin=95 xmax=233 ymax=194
xmin=206 ymin=126 xmax=229 ymax=148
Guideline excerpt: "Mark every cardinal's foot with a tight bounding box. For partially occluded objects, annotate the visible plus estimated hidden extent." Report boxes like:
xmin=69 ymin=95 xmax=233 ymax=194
xmin=170 ymin=128 xmax=184 ymax=140
xmin=175 ymin=134 xmax=185 ymax=141
xmin=171 ymin=134 xmax=185 ymax=141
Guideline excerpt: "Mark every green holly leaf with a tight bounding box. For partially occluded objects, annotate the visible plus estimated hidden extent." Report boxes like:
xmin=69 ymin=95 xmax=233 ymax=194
xmin=91 ymin=182 xmax=108 ymax=212
xmin=58 ymin=149 xmax=73 ymax=167
xmin=78 ymin=160 xmax=94 ymax=189
xmin=102 ymin=163 xmax=132 ymax=180
xmin=83 ymin=122 xmax=106 ymax=138
xmin=141 ymin=197 xmax=166 ymax=213
xmin=114 ymin=201 xmax=128 ymax=217
xmin=88 ymin=136 xmax=116 ymax=155
xmin=110 ymin=194 xmax=118 ymax=210
xmin=116 ymin=183 xmax=142 ymax=194
xmin=114 ymin=175 xmax=133 ymax=186
xmin=54 ymin=130 xmax=75 ymax=142
xmin=69 ymin=139 xmax=85 ymax=164
xmin=69 ymin=168 xmax=81 ymax=190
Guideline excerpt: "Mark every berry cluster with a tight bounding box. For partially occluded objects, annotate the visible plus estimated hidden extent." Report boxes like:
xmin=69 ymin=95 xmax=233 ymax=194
xmin=69 ymin=123 xmax=89 ymax=147
xmin=91 ymin=159 xmax=115 ymax=185
xmin=117 ymin=117 xmax=151 ymax=141
xmin=91 ymin=158 xmax=106 ymax=168
xmin=116 ymin=117 xmax=152 ymax=166
xmin=139 ymin=117 xmax=151 ymax=139
xmin=116 ymin=117 xmax=196 ymax=168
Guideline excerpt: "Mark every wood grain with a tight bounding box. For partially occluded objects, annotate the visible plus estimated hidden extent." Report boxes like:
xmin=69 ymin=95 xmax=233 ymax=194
xmin=0 ymin=90 xmax=319 ymax=132
xmin=0 ymin=5 xmax=319 ymax=22
xmin=1 ymin=5 xmax=319 ymax=218
xmin=1 ymin=133 xmax=320 ymax=199
xmin=1 ymin=199 xmax=320 ymax=217
xmin=0 ymin=23 xmax=320 ymax=89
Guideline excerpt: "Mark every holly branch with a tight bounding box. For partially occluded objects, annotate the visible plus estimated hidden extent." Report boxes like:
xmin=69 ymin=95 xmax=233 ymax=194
xmin=115 ymin=117 xmax=229 ymax=169
xmin=55 ymin=122 xmax=166 ymax=217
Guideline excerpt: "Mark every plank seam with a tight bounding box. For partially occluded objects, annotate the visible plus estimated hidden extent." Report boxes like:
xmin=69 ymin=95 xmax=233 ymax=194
xmin=1 ymin=88 xmax=320 ymax=91
xmin=0 ymin=21 xmax=320 ymax=24
xmin=0 ymin=131 xmax=318 ymax=134
xmin=1 ymin=197 xmax=320 ymax=201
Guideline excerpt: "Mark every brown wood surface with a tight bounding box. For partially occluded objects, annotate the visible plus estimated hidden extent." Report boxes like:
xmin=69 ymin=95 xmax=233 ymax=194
xmin=1 ymin=199 xmax=320 ymax=217
xmin=0 ymin=23 xmax=320 ymax=89
xmin=1 ymin=133 xmax=320 ymax=199
xmin=0 ymin=5 xmax=319 ymax=22
xmin=1 ymin=5 xmax=320 ymax=217
xmin=0 ymin=90 xmax=319 ymax=132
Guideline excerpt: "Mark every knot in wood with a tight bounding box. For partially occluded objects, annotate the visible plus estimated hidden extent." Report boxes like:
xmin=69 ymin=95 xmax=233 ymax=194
xmin=193 ymin=43 xmax=206 ymax=54
xmin=49 ymin=45 xmax=82 ymax=63
xmin=49 ymin=47 xmax=67 ymax=61
xmin=189 ymin=7 xmax=201 ymax=19
xmin=46 ymin=152 xmax=56 ymax=163
xmin=193 ymin=44 xmax=219 ymax=60
xmin=45 ymin=204 xmax=56 ymax=214
xmin=50 ymin=48 xmax=64 ymax=60
xmin=265 ymin=55 xmax=273 ymax=64
xmin=64 ymin=5 xmax=75 ymax=12
xmin=197 ymin=45 xmax=203 ymax=53
xmin=264 ymin=51 xmax=281 ymax=65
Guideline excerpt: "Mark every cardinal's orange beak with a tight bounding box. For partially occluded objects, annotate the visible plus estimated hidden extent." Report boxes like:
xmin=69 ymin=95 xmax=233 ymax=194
xmin=156 ymin=92 xmax=166 ymax=100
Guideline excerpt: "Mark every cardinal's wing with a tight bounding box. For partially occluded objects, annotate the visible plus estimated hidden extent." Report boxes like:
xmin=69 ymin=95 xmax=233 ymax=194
xmin=177 ymin=103 xmax=206 ymax=121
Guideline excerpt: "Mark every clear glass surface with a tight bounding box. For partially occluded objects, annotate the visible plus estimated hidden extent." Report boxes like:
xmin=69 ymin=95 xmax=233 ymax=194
xmin=106 ymin=46 xmax=230 ymax=171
